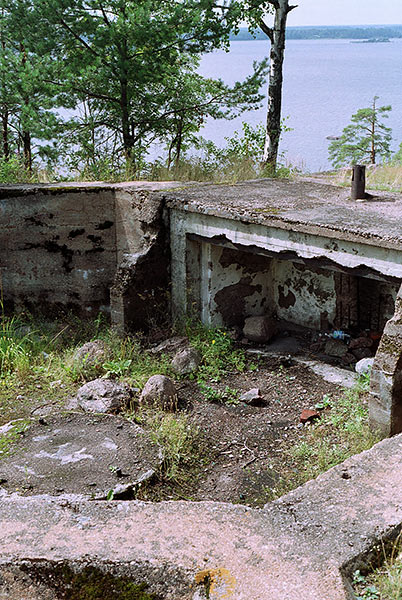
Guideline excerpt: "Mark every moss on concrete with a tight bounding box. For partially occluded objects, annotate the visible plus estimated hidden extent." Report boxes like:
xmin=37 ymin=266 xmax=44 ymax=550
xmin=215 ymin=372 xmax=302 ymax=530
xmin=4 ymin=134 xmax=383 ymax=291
xmin=30 ymin=563 xmax=157 ymax=600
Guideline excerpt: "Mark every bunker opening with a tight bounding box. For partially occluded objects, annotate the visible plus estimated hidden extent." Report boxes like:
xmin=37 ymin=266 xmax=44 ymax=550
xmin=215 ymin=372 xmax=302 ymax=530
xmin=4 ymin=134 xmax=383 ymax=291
xmin=186 ymin=235 xmax=399 ymax=366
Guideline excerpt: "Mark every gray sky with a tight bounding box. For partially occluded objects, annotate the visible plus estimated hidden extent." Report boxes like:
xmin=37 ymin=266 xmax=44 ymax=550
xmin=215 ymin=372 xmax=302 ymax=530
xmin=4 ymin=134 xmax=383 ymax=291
xmin=286 ymin=0 xmax=402 ymax=26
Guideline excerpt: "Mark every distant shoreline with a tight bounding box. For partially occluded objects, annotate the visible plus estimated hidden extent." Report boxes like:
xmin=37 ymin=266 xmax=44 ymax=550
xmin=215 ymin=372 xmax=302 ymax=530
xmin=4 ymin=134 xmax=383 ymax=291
xmin=230 ymin=25 xmax=402 ymax=41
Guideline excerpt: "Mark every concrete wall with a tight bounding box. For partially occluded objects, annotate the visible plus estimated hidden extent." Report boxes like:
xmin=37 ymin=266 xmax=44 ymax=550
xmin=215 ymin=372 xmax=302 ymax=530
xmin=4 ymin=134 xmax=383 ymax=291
xmin=370 ymin=283 xmax=402 ymax=435
xmin=272 ymin=261 xmax=336 ymax=329
xmin=0 ymin=186 xmax=116 ymax=316
xmin=170 ymin=209 xmax=402 ymax=327
xmin=0 ymin=183 xmax=171 ymax=329
xmin=180 ymin=230 xmax=397 ymax=333
xmin=188 ymin=243 xmax=338 ymax=331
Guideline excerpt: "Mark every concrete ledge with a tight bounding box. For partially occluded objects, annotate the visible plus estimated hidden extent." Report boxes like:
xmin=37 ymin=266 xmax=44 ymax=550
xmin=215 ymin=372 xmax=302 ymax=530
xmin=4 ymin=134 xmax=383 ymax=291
xmin=1 ymin=434 xmax=401 ymax=599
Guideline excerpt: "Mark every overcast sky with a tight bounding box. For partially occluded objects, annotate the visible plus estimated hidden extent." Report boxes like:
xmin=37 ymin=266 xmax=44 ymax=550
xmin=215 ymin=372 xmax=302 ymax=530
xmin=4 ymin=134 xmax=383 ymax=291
xmin=286 ymin=0 xmax=402 ymax=26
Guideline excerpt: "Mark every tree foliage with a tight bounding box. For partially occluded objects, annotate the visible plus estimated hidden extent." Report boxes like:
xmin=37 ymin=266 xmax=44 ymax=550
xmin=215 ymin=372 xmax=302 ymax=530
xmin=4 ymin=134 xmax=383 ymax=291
xmin=4 ymin=0 xmax=267 ymax=176
xmin=329 ymin=97 xmax=392 ymax=168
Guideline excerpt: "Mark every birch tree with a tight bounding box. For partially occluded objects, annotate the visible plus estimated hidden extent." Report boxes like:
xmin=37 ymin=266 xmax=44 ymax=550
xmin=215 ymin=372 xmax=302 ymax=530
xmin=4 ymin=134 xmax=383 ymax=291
xmin=259 ymin=0 xmax=297 ymax=170
xmin=243 ymin=0 xmax=296 ymax=170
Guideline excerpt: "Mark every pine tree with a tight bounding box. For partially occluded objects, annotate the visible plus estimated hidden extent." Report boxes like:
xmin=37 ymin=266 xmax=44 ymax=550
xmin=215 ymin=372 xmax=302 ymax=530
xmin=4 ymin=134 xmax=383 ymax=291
xmin=329 ymin=97 xmax=392 ymax=168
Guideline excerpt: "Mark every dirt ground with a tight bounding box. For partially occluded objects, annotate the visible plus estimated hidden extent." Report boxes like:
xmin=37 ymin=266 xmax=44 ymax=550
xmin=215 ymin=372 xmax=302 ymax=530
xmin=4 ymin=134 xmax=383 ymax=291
xmin=139 ymin=354 xmax=344 ymax=507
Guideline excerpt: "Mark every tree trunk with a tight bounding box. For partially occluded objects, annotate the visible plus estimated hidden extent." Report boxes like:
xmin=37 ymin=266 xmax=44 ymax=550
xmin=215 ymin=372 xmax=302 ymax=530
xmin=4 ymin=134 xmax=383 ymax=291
xmin=262 ymin=1 xmax=294 ymax=171
xmin=370 ymin=97 xmax=376 ymax=164
xmin=120 ymin=79 xmax=134 ymax=161
xmin=22 ymin=130 xmax=32 ymax=171
xmin=174 ymin=118 xmax=183 ymax=170
xmin=2 ymin=109 xmax=9 ymax=160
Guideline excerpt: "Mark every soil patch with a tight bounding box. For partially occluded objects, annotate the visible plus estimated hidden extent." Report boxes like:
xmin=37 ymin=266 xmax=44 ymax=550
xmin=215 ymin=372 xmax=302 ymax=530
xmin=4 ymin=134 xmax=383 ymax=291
xmin=139 ymin=356 xmax=345 ymax=506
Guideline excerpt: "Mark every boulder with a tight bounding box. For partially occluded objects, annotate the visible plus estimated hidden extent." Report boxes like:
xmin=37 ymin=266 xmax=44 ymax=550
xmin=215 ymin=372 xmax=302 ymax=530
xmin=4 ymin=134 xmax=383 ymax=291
xmin=139 ymin=375 xmax=178 ymax=411
xmin=243 ymin=316 xmax=277 ymax=344
xmin=77 ymin=379 xmax=133 ymax=414
xmin=73 ymin=339 xmax=108 ymax=369
xmin=355 ymin=357 xmax=375 ymax=376
xmin=171 ymin=347 xmax=201 ymax=375
xmin=150 ymin=336 xmax=188 ymax=355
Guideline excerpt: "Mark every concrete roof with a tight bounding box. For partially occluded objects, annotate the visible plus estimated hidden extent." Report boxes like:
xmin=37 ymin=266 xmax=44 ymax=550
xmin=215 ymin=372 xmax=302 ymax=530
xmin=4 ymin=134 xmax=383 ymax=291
xmin=2 ymin=178 xmax=401 ymax=249
xmin=165 ymin=179 xmax=402 ymax=250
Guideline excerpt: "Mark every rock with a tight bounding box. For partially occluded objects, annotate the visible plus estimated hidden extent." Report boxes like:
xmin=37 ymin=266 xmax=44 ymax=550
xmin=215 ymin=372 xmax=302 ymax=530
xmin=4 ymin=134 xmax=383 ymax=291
xmin=351 ymin=347 xmax=373 ymax=361
xmin=139 ymin=375 xmax=178 ymax=411
xmin=324 ymin=338 xmax=348 ymax=358
xmin=150 ymin=336 xmax=188 ymax=354
xmin=349 ymin=337 xmax=373 ymax=350
xmin=239 ymin=388 xmax=265 ymax=406
xmin=355 ymin=357 xmax=375 ymax=376
xmin=243 ymin=316 xmax=277 ymax=344
xmin=300 ymin=409 xmax=320 ymax=424
xmin=171 ymin=347 xmax=201 ymax=375
xmin=76 ymin=379 xmax=133 ymax=414
xmin=73 ymin=339 xmax=108 ymax=369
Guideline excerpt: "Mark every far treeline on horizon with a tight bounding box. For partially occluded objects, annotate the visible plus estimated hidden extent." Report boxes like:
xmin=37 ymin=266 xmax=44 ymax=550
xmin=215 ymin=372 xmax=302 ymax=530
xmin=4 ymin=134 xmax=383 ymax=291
xmin=231 ymin=24 xmax=402 ymax=40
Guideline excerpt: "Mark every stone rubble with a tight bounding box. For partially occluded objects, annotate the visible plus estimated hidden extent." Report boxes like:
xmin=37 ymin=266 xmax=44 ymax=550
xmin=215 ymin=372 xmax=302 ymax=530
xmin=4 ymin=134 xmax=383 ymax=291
xmin=76 ymin=378 xmax=133 ymax=414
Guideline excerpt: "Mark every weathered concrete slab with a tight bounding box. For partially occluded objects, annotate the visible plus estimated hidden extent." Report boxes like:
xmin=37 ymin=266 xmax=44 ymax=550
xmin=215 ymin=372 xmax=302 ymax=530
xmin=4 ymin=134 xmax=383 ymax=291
xmin=0 ymin=414 xmax=162 ymax=499
xmin=165 ymin=179 xmax=402 ymax=249
xmin=1 ymin=433 xmax=401 ymax=599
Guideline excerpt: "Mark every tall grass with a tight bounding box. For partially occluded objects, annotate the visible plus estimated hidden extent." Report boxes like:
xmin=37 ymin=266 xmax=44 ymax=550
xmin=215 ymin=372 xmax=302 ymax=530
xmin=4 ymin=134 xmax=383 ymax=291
xmin=333 ymin=165 xmax=402 ymax=192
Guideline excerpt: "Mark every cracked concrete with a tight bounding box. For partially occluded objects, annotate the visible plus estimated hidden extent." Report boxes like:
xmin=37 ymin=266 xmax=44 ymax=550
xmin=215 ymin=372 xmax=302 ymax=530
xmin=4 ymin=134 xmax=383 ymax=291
xmin=1 ymin=434 xmax=401 ymax=599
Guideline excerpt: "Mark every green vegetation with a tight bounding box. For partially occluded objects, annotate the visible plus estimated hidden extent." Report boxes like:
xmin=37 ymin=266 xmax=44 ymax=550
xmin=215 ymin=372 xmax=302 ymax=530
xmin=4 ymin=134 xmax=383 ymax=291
xmin=265 ymin=377 xmax=381 ymax=501
xmin=353 ymin=535 xmax=402 ymax=599
xmin=185 ymin=322 xmax=247 ymax=382
xmin=332 ymin=163 xmax=402 ymax=193
xmin=0 ymin=0 xmax=271 ymax=180
xmin=0 ymin=312 xmax=384 ymax=506
xmin=329 ymin=97 xmax=392 ymax=168
xmin=30 ymin=564 xmax=156 ymax=600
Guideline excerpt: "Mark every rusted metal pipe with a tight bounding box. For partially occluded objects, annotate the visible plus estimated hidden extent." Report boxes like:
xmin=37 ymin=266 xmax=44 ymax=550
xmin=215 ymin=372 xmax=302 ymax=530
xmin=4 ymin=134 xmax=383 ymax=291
xmin=351 ymin=165 xmax=366 ymax=200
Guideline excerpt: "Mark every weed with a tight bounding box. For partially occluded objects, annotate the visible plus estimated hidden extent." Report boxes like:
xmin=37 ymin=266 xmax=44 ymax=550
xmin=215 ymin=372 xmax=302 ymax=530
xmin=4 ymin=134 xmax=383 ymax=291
xmin=103 ymin=359 xmax=132 ymax=379
xmin=0 ymin=419 xmax=31 ymax=459
xmin=353 ymin=571 xmax=380 ymax=599
xmin=315 ymin=394 xmax=332 ymax=410
xmin=133 ymin=408 xmax=205 ymax=487
xmin=199 ymin=383 xmax=240 ymax=405
xmin=264 ymin=382 xmax=382 ymax=501
xmin=353 ymin=534 xmax=402 ymax=600
xmin=184 ymin=322 xmax=246 ymax=383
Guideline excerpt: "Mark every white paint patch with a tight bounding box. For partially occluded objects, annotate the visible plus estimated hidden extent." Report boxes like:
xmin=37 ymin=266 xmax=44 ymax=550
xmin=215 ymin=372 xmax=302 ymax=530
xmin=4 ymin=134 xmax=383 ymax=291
xmin=35 ymin=444 xmax=94 ymax=464
xmin=102 ymin=438 xmax=118 ymax=451
xmin=32 ymin=435 xmax=50 ymax=442
xmin=14 ymin=465 xmax=37 ymax=476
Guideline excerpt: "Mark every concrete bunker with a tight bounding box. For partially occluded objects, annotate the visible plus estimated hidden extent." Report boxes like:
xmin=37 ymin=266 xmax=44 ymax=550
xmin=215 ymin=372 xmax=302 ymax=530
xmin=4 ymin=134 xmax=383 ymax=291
xmin=0 ymin=179 xmax=402 ymax=599
xmin=185 ymin=235 xmax=399 ymax=339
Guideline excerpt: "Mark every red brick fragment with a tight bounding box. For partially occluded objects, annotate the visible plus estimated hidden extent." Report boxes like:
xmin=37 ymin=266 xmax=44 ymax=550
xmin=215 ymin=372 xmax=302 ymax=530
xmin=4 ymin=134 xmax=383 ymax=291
xmin=300 ymin=409 xmax=320 ymax=424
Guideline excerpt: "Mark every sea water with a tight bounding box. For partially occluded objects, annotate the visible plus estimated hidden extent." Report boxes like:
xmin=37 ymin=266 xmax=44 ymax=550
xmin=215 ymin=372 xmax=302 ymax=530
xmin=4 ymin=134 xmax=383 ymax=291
xmin=198 ymin=38 xmax=402 ymax=172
